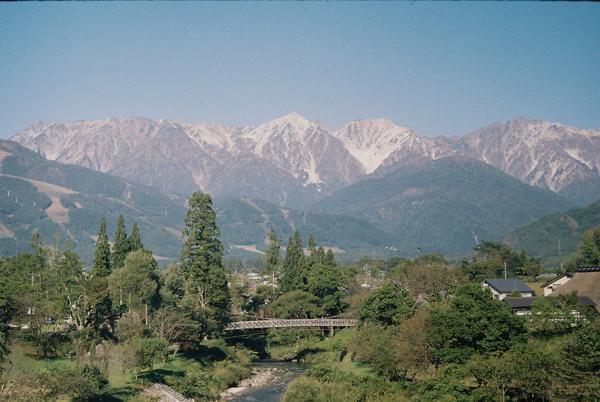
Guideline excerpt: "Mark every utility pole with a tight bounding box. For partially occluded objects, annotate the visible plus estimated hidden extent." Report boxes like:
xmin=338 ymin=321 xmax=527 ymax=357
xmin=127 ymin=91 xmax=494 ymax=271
xmin=503 ymin=262 xmax=507 ymax=279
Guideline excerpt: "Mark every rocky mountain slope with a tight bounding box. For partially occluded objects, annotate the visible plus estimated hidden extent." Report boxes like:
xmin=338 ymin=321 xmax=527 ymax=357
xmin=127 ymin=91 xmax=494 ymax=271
xmin=12 ymin=115 xmax=600 ymax=206
xmin=454 ymin=118 xmax=600 ymax=204
xmin=11 ymin=114 xmax=362 ymax=208
xmin=333 ymin=118 xmax=448 ymax=174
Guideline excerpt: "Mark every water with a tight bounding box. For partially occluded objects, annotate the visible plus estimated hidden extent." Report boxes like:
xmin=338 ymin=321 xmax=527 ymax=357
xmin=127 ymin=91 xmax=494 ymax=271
xmin=229 ymin=361 xmax=305 ymax=402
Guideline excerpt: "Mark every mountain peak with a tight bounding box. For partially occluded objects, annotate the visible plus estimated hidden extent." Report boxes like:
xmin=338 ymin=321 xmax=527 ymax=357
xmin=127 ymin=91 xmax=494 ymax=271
xmin=334 ymin=118 xmax=439 ymax=173
xmin=267 ymin=112 xmax=316 ymax=131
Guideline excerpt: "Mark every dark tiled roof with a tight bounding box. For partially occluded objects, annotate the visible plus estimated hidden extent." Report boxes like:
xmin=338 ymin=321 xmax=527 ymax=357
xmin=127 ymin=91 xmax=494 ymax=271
xmin=483 ymin=278 xmax=533 ymax=293
xmin=576 ymin=266 xmax=600 ymax=273
xmin=504 ymin=297 xmax=536 ymax=309
xmin=504 ymin=296 xmax=597 ymax=309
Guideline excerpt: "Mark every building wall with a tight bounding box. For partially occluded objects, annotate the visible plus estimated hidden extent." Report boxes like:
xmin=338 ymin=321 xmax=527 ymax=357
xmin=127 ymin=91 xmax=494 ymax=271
xmin=543 ymin=275 xmax=571 ymax=296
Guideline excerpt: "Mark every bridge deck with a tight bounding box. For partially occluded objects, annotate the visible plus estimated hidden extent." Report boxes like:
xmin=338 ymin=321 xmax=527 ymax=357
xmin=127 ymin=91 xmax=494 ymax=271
xmin=225 ymin=318 xmax=356 ymax=331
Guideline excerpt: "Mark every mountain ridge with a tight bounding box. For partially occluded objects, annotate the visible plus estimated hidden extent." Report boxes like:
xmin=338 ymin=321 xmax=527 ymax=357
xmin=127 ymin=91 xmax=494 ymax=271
xmin=11 ymin=114 xmax=600 ymax=207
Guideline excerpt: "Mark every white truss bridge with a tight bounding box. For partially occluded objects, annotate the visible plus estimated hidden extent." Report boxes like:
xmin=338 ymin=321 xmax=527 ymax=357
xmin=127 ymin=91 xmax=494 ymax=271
xmin=224 ymin=318 xmax=357 ymax=331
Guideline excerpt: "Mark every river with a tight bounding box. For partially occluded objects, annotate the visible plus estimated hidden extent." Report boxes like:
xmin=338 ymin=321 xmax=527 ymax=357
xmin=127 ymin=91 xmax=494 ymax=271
xmin=226 ymin=361 xmax=305 ymax=402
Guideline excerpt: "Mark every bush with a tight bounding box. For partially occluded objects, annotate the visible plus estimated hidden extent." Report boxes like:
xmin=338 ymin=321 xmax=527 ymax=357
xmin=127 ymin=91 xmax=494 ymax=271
xmin=212 ymin=360 xmax=251 ymax=389
xmin=136 ymin=337 xmax=169 ymax=371
xmin=171 ymin=368 xmax=216 ymax=400
xmin=283 ymin=376 xmax=331 ymax=402
xmin=44 ymin=364 xmax=109 ymax=401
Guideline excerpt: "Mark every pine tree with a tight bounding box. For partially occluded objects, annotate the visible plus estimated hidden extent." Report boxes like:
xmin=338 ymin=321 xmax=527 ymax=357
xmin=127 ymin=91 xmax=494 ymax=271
xmin=264 ymin=229 xmax=280 ymax=284
xmin=180 ymin=192 xmax=230 ymax=333
xmin=281 ymin=230 xmax=306 ymax=292
xmin=92 ymin=218 xmax=112 ymax=277
xmin=112 ymin=215 xmax=130 ymax=269
xmin=129 ymin=222 xmax=143 ymax=251
xmin=89 ymin=218 xmax=114 ymax=336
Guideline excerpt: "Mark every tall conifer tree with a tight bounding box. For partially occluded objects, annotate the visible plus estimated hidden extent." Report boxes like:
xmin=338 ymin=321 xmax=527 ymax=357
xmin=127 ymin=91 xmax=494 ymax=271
xmin=281 ymin=230 xmax=306 ymax=292
xmin=112 ymin=215 xmax=130 ymax=269
xmin=129 ymin=222 xmax=143 ymax=251
xmin=180 ymin=192 xmax=230 ymax=333
xmin=89 ymin=217 xmax=114 ymax=336
xmin=92 ymin=217 xmax=111 ymax=277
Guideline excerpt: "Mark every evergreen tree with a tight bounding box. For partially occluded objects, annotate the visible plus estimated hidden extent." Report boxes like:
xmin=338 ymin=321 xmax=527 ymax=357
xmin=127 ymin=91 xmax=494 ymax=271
xmin=92 ymin=218 xmax=111 ymax=277
xmin=129 ymin=222 xmax=143 ymax=251
xmin=86 ymin=276 xmax=115 ymax=337
xmin=89 ymin=218 xmax=114 ymax=336
xmin=264 ymin=229 xmax=280 ymax=283
xmin=180 ymin=192 xmax=231 ymax=333
xmin=112 ymin=215 xmax=130 ymax=270
xmin=280 ymin=230 xmax=306 ymax=292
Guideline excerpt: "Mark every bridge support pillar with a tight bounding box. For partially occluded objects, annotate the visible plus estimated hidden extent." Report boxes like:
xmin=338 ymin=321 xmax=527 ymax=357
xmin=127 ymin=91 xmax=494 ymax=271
xmin=329 ymin=325 xmax=335 ymax=337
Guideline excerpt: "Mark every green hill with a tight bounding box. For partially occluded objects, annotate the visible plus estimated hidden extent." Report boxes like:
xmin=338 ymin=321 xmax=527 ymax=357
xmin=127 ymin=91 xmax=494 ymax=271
xmin=315 ymin=157 xmax=575 ymax=256
xmin=216 ymin=197 xmax=392 ymax=259
xmin=505 ymin=199 xmax=600 ymax=264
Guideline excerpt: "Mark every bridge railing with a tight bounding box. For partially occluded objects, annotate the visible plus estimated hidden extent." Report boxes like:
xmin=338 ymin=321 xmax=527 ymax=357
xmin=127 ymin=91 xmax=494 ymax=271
xmin=224 ymin=318 xmax=356 ymax=331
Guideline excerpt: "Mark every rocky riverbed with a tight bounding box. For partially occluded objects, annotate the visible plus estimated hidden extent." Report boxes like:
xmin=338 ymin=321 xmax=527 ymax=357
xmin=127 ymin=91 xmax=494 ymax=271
xmin=220 ymin=361 xmax=304 ymax=401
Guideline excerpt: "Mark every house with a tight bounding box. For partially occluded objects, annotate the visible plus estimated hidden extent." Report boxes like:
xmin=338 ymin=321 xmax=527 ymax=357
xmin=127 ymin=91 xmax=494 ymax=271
xmin=543 ymin=273 xmax=573 ymax=296
xmin=481 ymin=278 xmax=534 ymax=300
xmin=549 ymin=267 xmax=600 ymax=312
xmin=504 ymin=296 xmax=597 ymax=316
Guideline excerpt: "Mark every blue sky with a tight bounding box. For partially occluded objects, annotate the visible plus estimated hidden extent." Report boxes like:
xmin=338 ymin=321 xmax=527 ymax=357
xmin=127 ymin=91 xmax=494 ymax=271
xmin=1 ymin=2 xmax=599 ymax=138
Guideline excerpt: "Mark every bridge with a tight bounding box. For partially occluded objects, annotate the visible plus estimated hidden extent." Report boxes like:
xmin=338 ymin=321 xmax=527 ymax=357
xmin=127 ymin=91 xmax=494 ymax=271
xmin=224 ymin=318 xmax=357 ymax=331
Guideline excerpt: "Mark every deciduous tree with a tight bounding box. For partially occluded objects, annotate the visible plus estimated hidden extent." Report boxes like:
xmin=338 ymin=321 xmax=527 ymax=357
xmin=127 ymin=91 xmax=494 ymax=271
xmin=359 ymin=282 xmax=415 ymax=326
xmin=427 ymin=284 xmax=526 ymax=365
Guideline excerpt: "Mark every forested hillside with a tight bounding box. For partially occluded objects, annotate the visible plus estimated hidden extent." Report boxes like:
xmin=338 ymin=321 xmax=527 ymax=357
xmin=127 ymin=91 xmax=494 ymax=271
xmin=0 ymin=140 xmax=186 ymax=263
xmin=316 ymin=157 xmax=574 ymax=255
xmin=506 ymin=199 xmax=600 ymax=263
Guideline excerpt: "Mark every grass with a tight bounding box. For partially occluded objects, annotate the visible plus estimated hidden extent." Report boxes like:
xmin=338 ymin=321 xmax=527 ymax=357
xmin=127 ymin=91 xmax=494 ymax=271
xmin=2 ymin=344 xmax=76 ymax=374
xmin=2 ymin=342 xmax=146 ymax=401
xmin=338 ymin=353 xmax=378 ymax=378
xmin=525 ymin=281 xmax=545 ymax=297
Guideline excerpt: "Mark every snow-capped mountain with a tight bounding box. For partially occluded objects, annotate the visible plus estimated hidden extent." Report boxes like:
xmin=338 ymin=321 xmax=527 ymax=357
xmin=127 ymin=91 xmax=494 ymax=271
xmin=241 ymin=113 xmax=364 ymax=190
xmin=454 ymin=118 xmax=600 ymax=203
xmin=11 ymin=114 xmax=600 ymax=206
xmin=11 ymin=114 xmax=363 ymax=207
xmin=334 ymin=119 xmax=448 ymax=173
